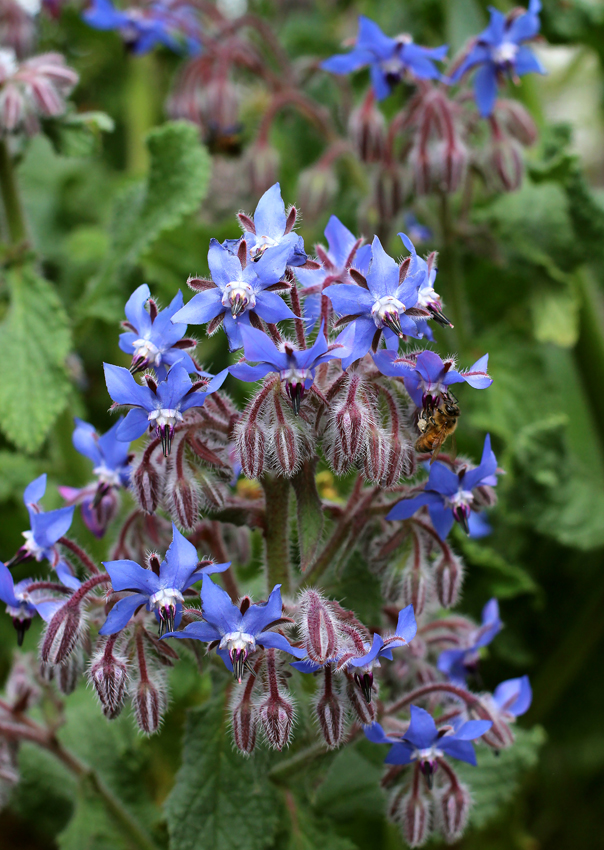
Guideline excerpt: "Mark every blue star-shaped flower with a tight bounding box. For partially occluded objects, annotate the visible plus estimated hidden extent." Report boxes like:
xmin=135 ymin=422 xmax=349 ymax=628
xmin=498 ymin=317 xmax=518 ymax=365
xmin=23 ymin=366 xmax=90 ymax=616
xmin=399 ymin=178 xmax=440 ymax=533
xmin=164 ymin=576 xmax=305 ymax=681
xmin=373 ymin=349 xmax=492 ymax=409
xmin=326 ymin=235 xmax=426 ymax=370
xmin=437 ymin=598 xmax=503 ymax=683
xmin=83 ymin=0 xmax=201 ymax=55
xmin=7 ymin=475 xmax=75 ymax=572
xmin=233 ymin=183 xmax=307 ymax=267
xmin=120 ymin=284 xmax=198 ymax=376
xmin=100 ymin=523 xmax=229 ymax=637
xmin=103 ymin=362 xmax=228 ymax=455
xmin=171 ymin=237 xmax=297 ymax=352
xmin=449 ymin=0 xmax=545 ymax=117
xmin=322 ymin=16 xmax=447 ymax=100
xmin=365 ymin=704 xmax=492 ymax=783
xmin=0 ymin=561 xmax=76 ymax=644
xmin=399 ymin=231 xmax=451 ymax=334
xmin=387 ymin=434 xmax=499 ymax=538
xmin=229 ymin=323 xmax=343 ymax=414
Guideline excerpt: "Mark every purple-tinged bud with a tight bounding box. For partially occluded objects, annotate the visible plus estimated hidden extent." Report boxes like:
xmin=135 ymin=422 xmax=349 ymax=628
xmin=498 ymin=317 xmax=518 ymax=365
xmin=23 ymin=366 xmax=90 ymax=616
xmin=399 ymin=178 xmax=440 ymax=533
xmin=375 ymin=165 xmax=404 ymax=221
xmin=480 ymin=711 xmax=514 ymax=750
xmin=348 ymin=94 xmax=386 ymax=163
xmin=88 ymin=637 xmax=129 ymax=720
xmin=345 ymin=675 xmax=375 ymax=725
xmin=363 ymin=426 xmax=388 ymax=485
xmin=299 ymin=590 xmax=340 ymax=665
xmin=401 ymin=562 xmax=429 ymax=618
xmin=314 ymin=666 xmax=346 ymax=750
xmin=271 ymin=421 xmax=301 ymax=477
xmin=435 ymin=553 xmax=464 ymax=609
xmin=380 ymin=437 xmax=415 ymax=488
xmin=497 ymin=99 xmax=537 ymax=147
xmin=246 ymin=141 xmax=280 ymax=197
xmin=297 ymin=163 xmax=338 ymax=221
xmin=229 ymin=662 xmax=261 ymax=755
xmin=5 ymin=653 xmax=41 ymax=712
xmin=435 ymin=765 xmax=471 ymax=843
xmin=166 ymin=463 xmax=200 ymax=531
xmin=329 ymin=375 xmax=371 ymax=464
xmin=131 ymin=674 xmax=167 ymax=735
xmin=40 ymin=602 xmax=85 ymax=666
xmin=131 ymin=442 xmax=164 ymax=514
xmin=258 ymin=649 xmax=295 ymax=750
xmin=236 ymin=419 xmax=267 ymax=479
xmin=56 ymin=648 xmax=85 ymax=695
xmin=488 ymin=136 xmax=523 ymax=192
xmin=390 ymin=766 xmax=433 ymax=848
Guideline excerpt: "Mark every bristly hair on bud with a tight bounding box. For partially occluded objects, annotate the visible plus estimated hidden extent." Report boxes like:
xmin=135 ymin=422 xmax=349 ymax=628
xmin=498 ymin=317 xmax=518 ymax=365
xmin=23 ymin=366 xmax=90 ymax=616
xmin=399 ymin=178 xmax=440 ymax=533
xmin=298 ymin=590 xmax=342 ymax=665
xmin=258 ymin=649 xmax=296 ymax=751
xmin=345 ymin=673 xmax=376 ymax=725
xmin=130 ymin=672 xmax=168 ymax=735
xmin=164 ymin=433 xmax=201 ymax=530
xmin=313 ymin=665 xmax=347 ymax=750
xmin=434 ymin=761 xmax=471 ymax=844
xmin=229 ymin=659 xmax=263 ymax=755
xmin=389 ymin=764 xmax=433 ymax=848
xmin=130 ymin=440 xmax=165 ymax=515
xmin=56 ymin=647 xmax=86 ymax=695
xmin=88 ymin=636 xmax=130 ymax=720
xmin=40 ymin=602 xmax=87 ymax=666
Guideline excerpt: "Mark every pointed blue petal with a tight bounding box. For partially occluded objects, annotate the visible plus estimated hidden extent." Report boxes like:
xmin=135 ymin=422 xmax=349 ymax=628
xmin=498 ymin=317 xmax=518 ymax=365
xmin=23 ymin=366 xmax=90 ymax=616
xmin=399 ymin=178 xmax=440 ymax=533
xmin=102 ymin=559 xmax=159 ymax=595
xmin=99 ymin=592 xmax=149 ymax=635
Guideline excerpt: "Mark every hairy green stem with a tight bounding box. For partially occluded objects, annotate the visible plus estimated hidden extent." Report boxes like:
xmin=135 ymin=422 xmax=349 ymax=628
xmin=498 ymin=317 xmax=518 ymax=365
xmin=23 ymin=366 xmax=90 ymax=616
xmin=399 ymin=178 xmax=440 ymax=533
xmin=261 ymin=474 xmax=292 ymax=594
xmin=0 ymin=138 xmax=27 ymax=245
xmin=125 ymin=53 xmax=157 ymax=176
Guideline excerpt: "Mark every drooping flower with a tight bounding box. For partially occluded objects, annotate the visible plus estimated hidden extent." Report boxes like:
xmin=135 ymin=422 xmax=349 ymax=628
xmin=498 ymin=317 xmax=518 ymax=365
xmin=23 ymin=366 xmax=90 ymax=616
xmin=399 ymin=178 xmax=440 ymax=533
xmin=0 ymin=560 xmax=73 ymax=644
xmin=490 ymin=674 xmax=532 ymax=719
xmin=103 ymin=362 xmax=228 ymax=455
xmin=365 ymin=704 xmax=492 ymax=784
xmin=163 ymin=576 xmax=305 ymax=681
xmin=229 ymin=322 xmax=343 ymax=414
xmin=7 ymin=475 xmax=74 ymax=571
xmin=232 ymin=183 xmax=307 ymax=268
xmin=100 ymin=523 xmax=230 ymax=636
xmin=120 ymin=284 xmax=198 ymax=376
xmin=437 ymin=598 xmax=503 ymax=683
xmin=83 ymin=0 xmax=202 ymax=55
xmin=449 ymin=0 xmax=545 ymax=117
xmin=171 ymin=236 xmax=296 ymax=352
xmin=326 ymin=235 xmax=426 ymax=370
xmin=0 ymin=48 xmax=78 ymax=135
xmin=373 ymin=349 xmax=492 ymax=410
xmin=322 ymin=16 xmax=447 ymax=100
xmin=58 ymin=418 xmax=131 ymax=538
xmin=399 ymin=231 xmax=451 ymax=332
xmin=387 ymin=434 xmax=499 ymax=538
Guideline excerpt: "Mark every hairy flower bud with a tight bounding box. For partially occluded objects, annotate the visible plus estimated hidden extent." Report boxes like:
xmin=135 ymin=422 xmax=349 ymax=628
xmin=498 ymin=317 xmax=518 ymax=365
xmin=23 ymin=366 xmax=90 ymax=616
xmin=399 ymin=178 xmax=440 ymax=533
xmin=488 ymin=136 xmax=523 ymax=192
xmin=297 ymin=163 xmax=338 ymax=221
xmin=299 ymin=590 xmax=341 ymax=665
xmin=345 ymin=675 xmax=376 ymax=725
xmin=131 ymin=446 xmax=164 ymax=514
xmin=313 ymin=666 xmax=346 ymax=749
xmin=375 ymin=165 xmax=404 ymax=221
xmin=130 ymin=673 xmax=167 ymax=735
xmin=270 ymin=418 xmax=302 ymax=477
xmin=390 ymin=772 xmax=432 ymax=848
xmin=401 ymin=565 xmax=429 ymax=618
xmin=89 ymin=638 xmax=129 ymax=720
xmin=349 ymin=96 xmax=386 ymax=163
xmin=56 ymin=647 xmax=85 ymax=695
xmin=363 ymin=426 xmax=388 ymax=484
xmin=236 ymin=419 xmax=267 ymax=479
xmin=246 ymin=141 xmax=280 ymax=196
xmin=258 ymin=650 xmax=295 ymax=750
xmin=40 ymin=602 xmax=85 ymax=665
xmin=5 ymin=652 xmax=40 ymax=712
xmin=435 ymin=553 xmax=464 ymax=609
xmin=230 ymin=667 xmax=260 ymax=755
xmin=435 ymin=772 xmax=471 ymax=843
xmin=497 ymin=99 xmax=537 ymax=147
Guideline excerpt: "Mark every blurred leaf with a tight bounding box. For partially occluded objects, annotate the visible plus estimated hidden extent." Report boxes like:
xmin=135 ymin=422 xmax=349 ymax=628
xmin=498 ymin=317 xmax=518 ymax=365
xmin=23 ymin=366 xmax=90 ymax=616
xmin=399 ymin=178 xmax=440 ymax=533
xmin=456 ymin=726 xmax=546 ymax=829
xmin=445 ymin=0 xmax=485 ymax=52
xmin=531 ymin=286 xmax=580 ymax=348
xmin=12 ymin=743 xmax=75 ymax=839
xmin=315 ymin=745 xmax=384 ymax=820
xmin=0 ymin=450 xmax=38 ymax=501
xmin=78 ymin=121 xmax=211 ymax=322
xmin=57 ymin=777 xmax=130 ymax=850
xmin=44 ymin=110 xmax=115 ymax=159
xmin=455 ymin=536 xmax=538 ymax=599
xmin=287 ymin=804 xmax=358 ymax=850
xmin=0 ymin=266 xmax=72 ymax=452
xmin=164 ymin=693 xmax=280 ymax=850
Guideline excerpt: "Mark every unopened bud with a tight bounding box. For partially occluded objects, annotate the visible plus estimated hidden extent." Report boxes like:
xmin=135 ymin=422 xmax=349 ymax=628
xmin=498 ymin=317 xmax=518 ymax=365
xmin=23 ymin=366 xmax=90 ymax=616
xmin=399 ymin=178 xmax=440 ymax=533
xmin=246 ymin=142 xmax=280 ymax=196
xmin=481 ymin=713 xmax=514 ymax=750
xmin=498 ymin=99 xmax=538 ymax=147
xmin=297 ymin=164 xmax=338 ymax=221
xmin=299 ymin=590 xmax=341 ymax=665
xmin=40 ymin=602 xmax=85 ymax=665
xmin=197 ymin=470 xmax=227 ymax=510
xmin=390 ymin=778 xmax=432 ymax=848
xmin=348 ymin=98 xmax=386 ymax=163
xmin=131 ymin=448 xmax=163 ymax=514
xmin=259 ymin=650 xmax=295 ymax=750
xmin=401 ymin=566 xmax=429 ymax=618
xmin=435 ymin=775 xmax=471 ymax=843
xmin=435 ymin=553 xmax=463 ymax=609
xmin=314 ymin=667 xmax=346 ymax=749
xmin=230 ymin=668 xmax=260 ymax=755
xmin=375 ymin=165 xmax=404 ymax=220
xmin=270 ymin=421 xmax=302 ymax=477
xmin=167 ymin=471 xmax=200 ymax=530
xmin=131 ymin=673 xmax=167 ymax=735
xmin=56 ymin=648 xmax=85 ymax=695
xmin=363 ymin=426 xmax=388 ymax=484
xmin=89 ymin=638 xmax=129 ymax=719
xmin=236 ymin=419 xmax=266 ymax=479
xmin=488 ymin=137 xmax=523 ymax=192
xmin=5 ymin=653 xmax=41 ymax=712
xmin=345 ymin=675 xmax=376 ymax=725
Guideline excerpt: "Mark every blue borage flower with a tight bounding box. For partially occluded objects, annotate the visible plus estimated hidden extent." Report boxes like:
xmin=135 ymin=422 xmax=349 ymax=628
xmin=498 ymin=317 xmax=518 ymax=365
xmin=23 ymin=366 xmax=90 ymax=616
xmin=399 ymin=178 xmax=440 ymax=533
xmin=399 ymin=232 xmax=451 ymax=335
xmin=163 ymin=576 xmax=305 ymax=682
xmin=120 ymin=284 xmax=198 ymax=377
xmin=322 ymin=15 xmax=447 ymax=100
xmin=449 ymin=0 xmax=545 ymax=117
xmin=83 ymin=0 xmax=202 ymax=55
xmin=292 ymin=604 xmax=417 ymax=703
xmin=59 ymin=418 xmax=131 ymax=538
xmin=387 ymin=434 xmax=499 ymax=538
xmin=171 ymin=236 xmax=296 ymax=352
xmin=491 ymin=674 xmax=532 ymax=718
xmin=403 ymin=213 xmax=432 ymax=246
xmin=327 ymin=234 xmax=430 ymax=370
xmin=7 ymin=475 xmax=75 ymax=578
xmin=366 ymin=705 xmax=492 ymax=787
xmin=0 ymin=560 xmax=74 ymax=645
xmin=103 ymin=362 xmax=228 ymax=455
xmin=295 ymin=215 xmax=370 ymax=334
xmin=231 ymin=182 xmax=307 ymax=268
xmin=437 ymin=598 xmax=503 ymax=684
xmin=373 ymin=349 xmax=492 ymax=410
xmin=229 ymin=322 xmax=343 ymax=414
xmin=100 ymin=523 xmax=229 ymax=637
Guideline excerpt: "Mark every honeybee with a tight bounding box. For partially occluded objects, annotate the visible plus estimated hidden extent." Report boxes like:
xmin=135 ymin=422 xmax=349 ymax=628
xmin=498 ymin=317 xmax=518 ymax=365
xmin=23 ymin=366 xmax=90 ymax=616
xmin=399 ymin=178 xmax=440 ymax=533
xmin=415 ymin=391 xmax=460 ymax=462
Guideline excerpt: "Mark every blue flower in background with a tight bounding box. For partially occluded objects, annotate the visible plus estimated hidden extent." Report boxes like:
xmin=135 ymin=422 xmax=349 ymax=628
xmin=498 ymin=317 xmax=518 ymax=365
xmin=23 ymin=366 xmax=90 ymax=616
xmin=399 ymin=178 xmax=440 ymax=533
xmin=449 ymin=0 xmax=545 ymax=117
xmin=387 ymin=435 xmax=499 ymax=538
xmin=403 ymin=213 xmax=432 ymax=245
xmin=164 ymin=576 xmax=305 ymax=681
xmin=0 ymin=561 xmax=74 ymax=644
xmin=104 ymin=362 xmax=228 ymax=455
xmin=229 ymin=322 xmax=343 ymax=414
xmin=171 ymin=236 xmax=296 ymax=352
xmin=120 ymin=284 xmax=198 ymax=377
xmin=326 ymin=235 xmax=425 ymax=370
xmin=365 ymin=704 xmax=492 ymax=785
xmin=83 ymin=0 xmax=202 ymax=55
xmin=491 ymin=674 xmax=532 ymax=718
xmin=372 ymin=349 xmax=492 ymax=409
xmin=7 ymin=475 xmax=74 ymax=571
xmin=233 ymin=183 xmax=307 ymax=267
xmin=322 ymin=16 xmax=447 ymax=100
xmin=100 ymin=523 xmax=230 ymax=636
xmin=437 ymin=598 xmax=503 ymax=683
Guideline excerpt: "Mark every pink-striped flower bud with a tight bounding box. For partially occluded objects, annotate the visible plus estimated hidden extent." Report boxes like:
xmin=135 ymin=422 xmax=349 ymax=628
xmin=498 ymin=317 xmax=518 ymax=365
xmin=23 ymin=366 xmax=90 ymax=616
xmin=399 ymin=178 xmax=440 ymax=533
xmin=497 ymin=99 xmax=537 ymax=147
xmin=345 ymin=675 xmax=375 ymax=725
xmin=236 ymin=419 xmax=266 ymax=479
xmin=229 ymin=667 xmax=260 ymax=755
xmin=313 ymin=666 xmax=346 ymax=749
xmin=131 ymin=446 xmax=164 ymax=514
xmin=270 ymin=420 xmax=302 ymax=477
xmin=197 ymin=470 xmax=227 ymax=510
xmin=348 ymin=95 xmax=386 ymax=163
xmin=363 ymin=426 xmax=388 ymax=484
xmin=298 ymin=590 xmax=341 ymax=665
xmin=246 ymin=141 xmax=280 ymax=197
xmin=40 ymin=601 xmax=85 ymax=665
xmin=435 ymin=553 xmax=463 ymax=609
xmin=297 ymin=163 xmax=338 ymax=221
xmin=329 ymin=376 xmax=371 ymax=464
xmin=89 ymin=637 xmax=129 ymax=720
xmin=166 ymin=470 xmax=200 ymax=530
xmin=56 ymin=647 xmax=85 ymax=695
xmin=375 ymin=165 xmax=404 ymax=221
xmin=480 ymin=712 xmax=514 ymax=750
xmin=130 ymin=673 xmax=167 ymax=735
xmin=390 ymin=771 xmax=433 ymax=848
xmin=401 ymin=565 xmax=429 ymax=618
xmin=435 ymin=772 xmax=471 ymax=843
xmin=380 ymin=436 xmax=415 ymax=488
xmin=258 ymin=650 xmax=295 ymax=750
xmin=488 ymin=137 xmax=523 ymax=192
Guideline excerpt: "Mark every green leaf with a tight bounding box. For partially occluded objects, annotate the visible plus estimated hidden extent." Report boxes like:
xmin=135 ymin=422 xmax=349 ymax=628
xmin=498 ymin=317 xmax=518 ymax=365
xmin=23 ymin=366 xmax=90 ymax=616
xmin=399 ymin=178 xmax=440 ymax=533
xmin=291 ymin=460 xmax=325 ymax=572
xmin=57 ymin=777 xmax=131 ymax=850
xmin=164 ymin=694 xmax=281 ymax=850
xmin=454 ymin=536 xmax=538 ymax=599
xmin=314 ymin=745 xmax=385 ymax=820
xmin=456 ymin=726 xmax=546 ymax=829
xmin=0 ymin=266 xmax=71 ymax=452
xmin=44 ymin=110 xmax=115 ymax=159
xmin=287 ymin=804 xmax=358 ymax=850
xmin=531 ymin=286 xmax=580 ymax=348
xmin=78 ymin=121 xmax=211 ymax=322
xmin=12 ymin=743 xmax=76 ymax=839
xmin=0 ymin=450 xmax=38 ymax=500
xmin=445 ymin=0 xmax=485 ymax=52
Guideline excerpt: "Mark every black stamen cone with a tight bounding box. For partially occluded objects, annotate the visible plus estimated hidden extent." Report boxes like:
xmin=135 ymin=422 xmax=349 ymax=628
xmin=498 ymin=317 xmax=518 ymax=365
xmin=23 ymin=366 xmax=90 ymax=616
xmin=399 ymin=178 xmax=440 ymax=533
xmin=287 ymin=382 xmax=305 ymax=415
xmin=230 ymin=294 xmax=247 ymax=318
xmin=5 ymin=548 xmax=31 ymax=568
xmin=13 ymin=618 xmax=31 ymax=646
xmin=454 ymin=507 xmax=470 ymax=535
xmin=429 ymin=305 xmax=454 ymax=328
xmin=129 ymin=355 xmax=147 ymax=374
xmin=159 ymin=425 xmax=173 ymax=457
xmin=92 ymin=482 xmax=110 ymax=509
xmin=382 ymin=312 xmax=405 ymax=338
xmin=231 ymin=649 xmax=246 ymax=683
xmin=356 ymin=672 xmax=374 ymax=704
xmin=158 ymin=607 xmax=175 ymax=638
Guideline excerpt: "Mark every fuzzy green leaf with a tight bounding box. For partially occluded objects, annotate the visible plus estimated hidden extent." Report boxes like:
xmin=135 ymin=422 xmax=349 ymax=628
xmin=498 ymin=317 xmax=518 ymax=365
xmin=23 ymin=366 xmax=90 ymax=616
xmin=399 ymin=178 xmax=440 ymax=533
xmin=164 ymin=694 xmax=281 ymax=850
xmin=0 ymin=450 xmax=39 ymax=500
xmin=291 ymin=459 xmax=325 ymax=572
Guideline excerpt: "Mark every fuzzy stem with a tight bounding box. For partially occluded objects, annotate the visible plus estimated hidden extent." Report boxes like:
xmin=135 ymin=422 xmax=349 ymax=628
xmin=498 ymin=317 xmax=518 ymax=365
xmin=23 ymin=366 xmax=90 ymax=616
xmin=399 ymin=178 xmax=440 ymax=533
xmin=58 ymin=537 xmax=100 ymax=575
xmin=125 ymin=53 xmax=157 ymax=176
xmin=260 ymin=474 xmax=291 ymax=594
xmin=0 ymin=138 xmax=27 ymax=245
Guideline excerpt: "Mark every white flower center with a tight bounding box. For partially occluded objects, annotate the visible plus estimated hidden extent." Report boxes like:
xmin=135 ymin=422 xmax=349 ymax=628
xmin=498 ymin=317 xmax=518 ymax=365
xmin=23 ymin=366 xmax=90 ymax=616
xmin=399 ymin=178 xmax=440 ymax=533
xmin=492 ymin=41 xmax=519 ymax=65
xmin=416 ymin=286 xmax=440 ymax=309
xmin=132 ymin=338 xmax=161 ymax=366
xmin=371 ymin=295 xmax=405 ymax=328
xmin=280 ymin=366 xmax=309 ymax=386
xmin=21 ymin=530 xmax=46 ymax=561
xmin=92 ymin=465 xmax=123 ymax=487
xmin=446 ymin=488 xmax=474 ymax=511
xmin=250 ymin=235 xmax=279 ymax=261
xmin=222 ymin=281 xmax=256 ymax=312
xmin=413 ymin=744 xmax=443 ymax=762
xmin=148 ymin=409 xmax=184 ymax=429
xmin=219 ymin=630 xmax=256 ymax=654
xmin=149 ymin=588 xmax=184 ymax=611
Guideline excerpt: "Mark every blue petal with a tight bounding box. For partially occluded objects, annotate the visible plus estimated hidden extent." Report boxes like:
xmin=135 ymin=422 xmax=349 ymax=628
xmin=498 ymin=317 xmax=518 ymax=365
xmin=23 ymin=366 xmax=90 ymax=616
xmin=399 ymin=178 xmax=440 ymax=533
xmin=73 ymin=419 xmax=103 ymax=466
xmin=163 ymin=620 xmax=222 ymax=642
xmin=338 ymin=317 xmax=378 ymax=370
xmin=229 ymin=362 xmax=275 ymax=383
xmin=99 ymin=593 xmax=149 ymax=635
xmin=323 ymin=283 xmax=374 ymax=317
xmin=254 ymin=291 xmax=297 ymax=323
xmin=370 ymin=64 xmax=392 ymax=101
xmin=349 ymin=633 xmax=384 ymax=667
xmin=507 ymin=11 xmax=541 ymax=44
xmin=24 ymin=474 xmax=47 ymax=507
xmin=366 ymin=236 xmax=400 ymax=299
xmin=364 ymin=721 xmax=398 ymax=745
xmin=200 ymin=575 xmax=241 ymax=635
xmin=514 ymin=45 xmax=546 ymax=76
xmin=116 ymin=408 xmax=150 ymax=442
xmin=357 ymin=16 xmax=396 ymax=58
xmin=439 ymin=738 xmax=478 ymax=765
xmin=427 ymin=462 xmax=459 ymax=496
xmin=184 ymin=561 xmax=231 ymax=589
xmin=0 ymin=561 xmax=18 ymax=607
xmin=102 ymin=559 xmax=159 ymax=595
xmin=291 ymin=658 xmax=323 ymax=673
xmin=324 ymin=216 xmax=358 ymax=266
xmin=403 ymin=704 xmax=437 ymax=749
xmin=172 ymin=290 xmax=223 ymax=326
xmin=463 ymin=434 xmax=498 ymax=490
xmin=258 ymin=630 xmax=305 ymax=657
xmin=394 ymin=604 xmax=417 ymax=644
xmin=254 ymin=237 xmax=297 ymax=283
xmin=103 ymin=363 xmax=156 ymax=410
xmin=97 ymin=418 xmax=131 ymax=470
xmin=386 ymin=492 xmax=441 ymax=521
xmin=493 ymin=675 xmax=532 ymax=716
xmin=241 ymin=584 xmax=283 ymax=636
xmin=253 ymin=183 xmax=286 ymax=241
xmin=31 ymin=506 xmax=74 ymax=550
xmin=238 ymin=323 xmax=288 ymax=370
xmin=384 ymin=742 xmax=415 ymax=765
xmin=454 ymin=719 xmax=492 ymax=740
xmin=161 ymin=524 xmax=199 ymax=589
xmin=54 ymin=560 xmax=82 ymax=590
xmin=474 ymin=62 xmax=498 ymax=117
xmin=427 ymin=503 xmax=455 ymax=540
xmin=208 ymin=238 xmax=242 ymax=290
xmin=321 ymin=49 xmax=375 ymax=75
xmin=124 ymin=284 xmax=152 ymax=334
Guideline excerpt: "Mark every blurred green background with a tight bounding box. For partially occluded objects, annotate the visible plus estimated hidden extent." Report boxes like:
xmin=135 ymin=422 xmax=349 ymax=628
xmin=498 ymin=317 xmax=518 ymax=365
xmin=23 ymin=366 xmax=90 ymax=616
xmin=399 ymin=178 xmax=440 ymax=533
xmin=2 ymin=1 xmax=604 ymax=848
